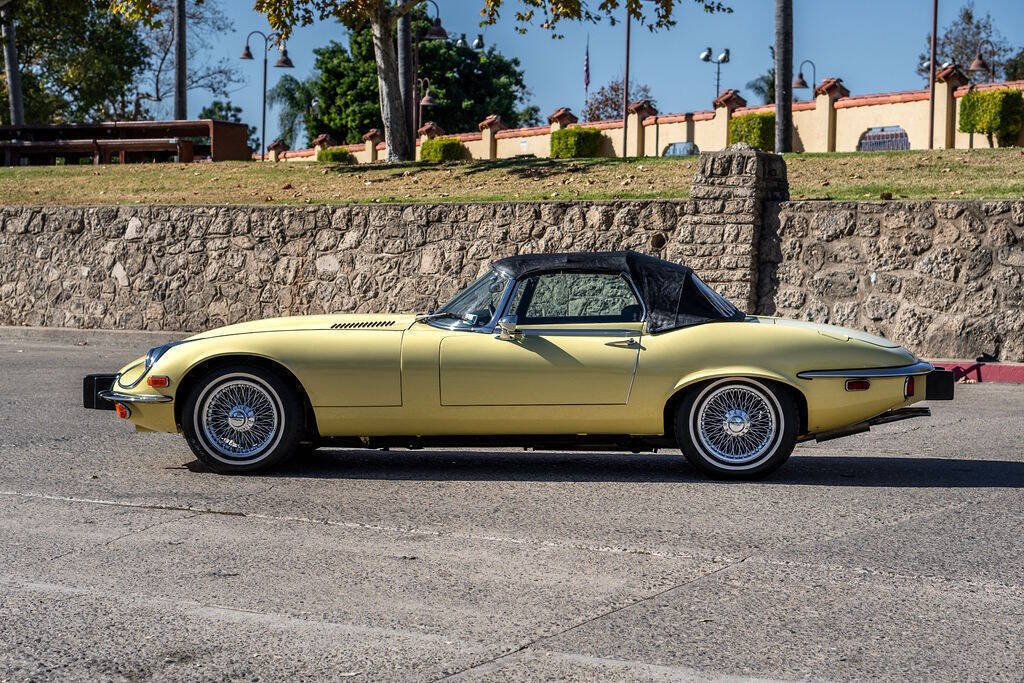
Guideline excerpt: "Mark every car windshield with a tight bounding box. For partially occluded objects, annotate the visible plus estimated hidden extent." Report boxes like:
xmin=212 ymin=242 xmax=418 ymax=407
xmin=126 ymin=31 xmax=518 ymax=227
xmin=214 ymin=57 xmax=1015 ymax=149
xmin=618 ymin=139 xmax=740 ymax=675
xmin=427 ymin=269 xmax=510 ymax=329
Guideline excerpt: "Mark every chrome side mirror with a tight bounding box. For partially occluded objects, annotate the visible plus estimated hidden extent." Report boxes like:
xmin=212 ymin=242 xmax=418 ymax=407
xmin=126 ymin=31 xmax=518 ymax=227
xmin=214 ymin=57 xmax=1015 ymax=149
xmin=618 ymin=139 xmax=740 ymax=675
xmin=497 ymin=315 xmax=520 ymax=341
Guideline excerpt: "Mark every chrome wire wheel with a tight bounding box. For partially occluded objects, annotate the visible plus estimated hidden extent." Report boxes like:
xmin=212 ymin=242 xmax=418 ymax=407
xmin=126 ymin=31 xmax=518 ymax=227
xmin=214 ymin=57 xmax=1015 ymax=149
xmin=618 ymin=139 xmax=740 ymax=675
xmin=693 ymin=381 xmax=780 ymax=466
xmin=198 ymin=375 xmax=283 ymax=462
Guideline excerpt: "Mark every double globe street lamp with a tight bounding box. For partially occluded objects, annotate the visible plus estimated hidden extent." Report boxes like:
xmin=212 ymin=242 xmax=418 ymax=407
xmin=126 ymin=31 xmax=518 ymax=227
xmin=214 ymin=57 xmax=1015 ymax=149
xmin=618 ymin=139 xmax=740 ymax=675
xmin=241 ymin=31 xmax=294 ymax=161
xmin=699 ymin=47 xmax=730 ymax=101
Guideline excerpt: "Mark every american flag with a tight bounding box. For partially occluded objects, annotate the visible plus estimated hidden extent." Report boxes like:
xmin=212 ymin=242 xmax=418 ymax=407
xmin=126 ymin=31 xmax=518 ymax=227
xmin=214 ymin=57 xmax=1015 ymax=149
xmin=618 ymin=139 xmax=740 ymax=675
xmin=584 ymin=36 xmax=591 ymax=101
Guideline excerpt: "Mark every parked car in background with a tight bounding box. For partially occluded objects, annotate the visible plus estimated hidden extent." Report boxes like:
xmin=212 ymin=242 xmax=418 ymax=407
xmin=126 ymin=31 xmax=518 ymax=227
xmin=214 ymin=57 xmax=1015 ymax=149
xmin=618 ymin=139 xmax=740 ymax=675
xmin=662 ymin=141 xmax=700 ymax=157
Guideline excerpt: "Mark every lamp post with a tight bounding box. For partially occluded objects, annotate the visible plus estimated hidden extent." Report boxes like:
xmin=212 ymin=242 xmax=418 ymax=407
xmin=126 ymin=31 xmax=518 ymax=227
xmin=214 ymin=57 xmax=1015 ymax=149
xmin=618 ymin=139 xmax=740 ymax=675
xmin=241 ymin=31 xmax=294 ymax=161
xmin=621 ymin=4 xmax=632 ymax=158
xmin=417 ymin=77 xmax=434 ymax=135
xmin=969 ymin=39 xmax=995 ymax=82
xmin=699 ymin=47 xmax=730 ymax=101
xmin=927 ymin=0 xmax=937 ymax=149
xmin=793 ymin=59 xmax=816 ymax=98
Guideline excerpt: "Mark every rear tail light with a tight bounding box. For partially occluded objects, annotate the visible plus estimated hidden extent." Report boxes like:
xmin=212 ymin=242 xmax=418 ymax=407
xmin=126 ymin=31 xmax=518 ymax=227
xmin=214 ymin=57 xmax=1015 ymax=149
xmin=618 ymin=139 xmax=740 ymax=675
xmin=904 ymin=376 xmax=915 ymax=398
xmin=845 ymin=379 xmax=871 ymax=392
xmin=147 ymin=375 xmax=170 ymax=388
xmin=114 ymin=403 xmax=131 ymax=419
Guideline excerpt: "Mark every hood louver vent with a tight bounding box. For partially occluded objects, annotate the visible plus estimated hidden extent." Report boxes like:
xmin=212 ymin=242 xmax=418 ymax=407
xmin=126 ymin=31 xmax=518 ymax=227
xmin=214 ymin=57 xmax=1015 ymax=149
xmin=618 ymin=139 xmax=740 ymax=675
xmin=331 ymin=320 xmax=397 ymax=330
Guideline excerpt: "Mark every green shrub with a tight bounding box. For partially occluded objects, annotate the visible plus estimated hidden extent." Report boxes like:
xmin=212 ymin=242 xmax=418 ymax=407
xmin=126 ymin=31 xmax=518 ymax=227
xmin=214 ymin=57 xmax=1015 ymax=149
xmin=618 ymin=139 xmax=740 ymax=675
xmin=420 ymin=137 xmax=468 ymax=162
xmin=728 ymin=112 xmax=775 ymax=151
xmin=959 ymin=88 xmax=1024 ymax=147
xmin=550 ymin=127 xmax=605 ymax=158
xmin=317 ymin=146 xmax=356 ymax=164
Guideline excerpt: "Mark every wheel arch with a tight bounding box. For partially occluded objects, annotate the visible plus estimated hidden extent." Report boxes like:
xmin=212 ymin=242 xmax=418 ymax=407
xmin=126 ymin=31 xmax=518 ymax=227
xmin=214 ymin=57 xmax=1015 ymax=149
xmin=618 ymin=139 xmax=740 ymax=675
xmin=662 ymin=370 xmax=808 ymax=441
xmin=173 ymin=353 xmax=319 ymax=440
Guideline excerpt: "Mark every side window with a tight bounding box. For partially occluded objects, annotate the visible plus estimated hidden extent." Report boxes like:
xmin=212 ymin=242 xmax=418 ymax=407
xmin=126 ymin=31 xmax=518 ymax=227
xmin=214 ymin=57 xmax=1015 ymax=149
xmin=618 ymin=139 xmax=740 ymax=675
xmin=513 ymin=272 xmax=642 ymax=324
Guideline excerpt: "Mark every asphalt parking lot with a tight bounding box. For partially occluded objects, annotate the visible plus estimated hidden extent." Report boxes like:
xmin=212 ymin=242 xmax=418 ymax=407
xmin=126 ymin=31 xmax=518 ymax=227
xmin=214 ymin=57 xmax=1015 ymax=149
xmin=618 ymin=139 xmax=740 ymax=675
xmin=1 ymin=327 xmax=1022 ymax=682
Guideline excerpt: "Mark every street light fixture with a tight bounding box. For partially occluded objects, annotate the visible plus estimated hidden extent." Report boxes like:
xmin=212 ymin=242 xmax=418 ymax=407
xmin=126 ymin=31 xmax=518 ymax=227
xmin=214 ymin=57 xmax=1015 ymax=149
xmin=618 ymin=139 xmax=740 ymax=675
xmin=793 ymin=59 xmax=816 ymax=97
xmin=969 ymin=43 xmax=994 ymax=82
xmin=417 ymin=77 xmax=435 ymax=134
xmin=455 ymin=33 xmax=467 ymax=48
xmin=699 ymin=47 xmax=730 ymax=101
xmin=241 ymin=31 xmax=294 ymax=161
xmin=471 ymin=33 xmax=485 ymax=50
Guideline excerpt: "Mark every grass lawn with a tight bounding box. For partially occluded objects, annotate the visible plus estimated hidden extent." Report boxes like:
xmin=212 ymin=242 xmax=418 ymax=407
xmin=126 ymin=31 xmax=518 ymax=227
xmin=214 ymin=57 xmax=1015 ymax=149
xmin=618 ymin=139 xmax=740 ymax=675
xmin=0 ymin=148 xmax=1021 ymax=206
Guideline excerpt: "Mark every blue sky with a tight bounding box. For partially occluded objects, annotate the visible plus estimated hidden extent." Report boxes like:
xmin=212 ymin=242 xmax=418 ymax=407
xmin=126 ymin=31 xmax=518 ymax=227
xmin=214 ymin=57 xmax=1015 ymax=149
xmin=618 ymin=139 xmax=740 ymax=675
xmin=189 ymin=1 xmax=1024 ymax=146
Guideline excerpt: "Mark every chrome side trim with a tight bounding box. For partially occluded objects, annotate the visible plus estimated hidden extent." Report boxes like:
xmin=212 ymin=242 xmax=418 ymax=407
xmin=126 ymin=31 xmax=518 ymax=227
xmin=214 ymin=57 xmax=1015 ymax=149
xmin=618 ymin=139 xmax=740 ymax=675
xmin=99 ymin=390 xmax=173 ymax=404
xmin=518 ymin=328 xmax=640 ymax=337
xmin=797 ymin=360 xmax=934 ymax=379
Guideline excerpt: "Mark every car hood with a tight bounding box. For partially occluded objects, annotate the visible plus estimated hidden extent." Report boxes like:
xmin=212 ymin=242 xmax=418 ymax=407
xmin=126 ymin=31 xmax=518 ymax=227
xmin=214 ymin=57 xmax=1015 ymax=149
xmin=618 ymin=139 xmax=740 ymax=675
xmin=185 ymin=313 xmax=420 ymax=341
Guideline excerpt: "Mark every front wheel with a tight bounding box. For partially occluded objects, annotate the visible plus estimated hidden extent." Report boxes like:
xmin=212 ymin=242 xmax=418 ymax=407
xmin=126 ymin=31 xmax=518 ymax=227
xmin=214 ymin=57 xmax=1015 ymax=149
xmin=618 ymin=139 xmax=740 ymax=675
xmin=182 ymin=365 xmax=303 ymax=473
xmin=674 ymin=377 xmax=797 ymax=479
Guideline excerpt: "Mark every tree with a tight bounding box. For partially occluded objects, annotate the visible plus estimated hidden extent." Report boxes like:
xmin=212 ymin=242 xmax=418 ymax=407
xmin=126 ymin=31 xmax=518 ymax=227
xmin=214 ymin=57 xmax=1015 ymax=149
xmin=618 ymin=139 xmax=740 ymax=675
xmin=115 ymin=0 xmax=730 ymax=161
xmin=0 ymin=0 xmax=148 ymax=124
xmin=746 ymin=46 xmax=774 ymax=105
xmin=1006 ymin=48 xmax=1024 ymax=82
xmin=582 ymin=76 xmax=654 ymax=122
xmin=198 ymin=100 xmax=260 ymax=151
xmin=1 ymin=0 xmax=25 ymax=125
xmin=267 ymin=75 xmax=316 ymax=148
xmin=916 ymin=2 xmax=1012 ymax=83
xmin=773 ymin=0 xmax=792 ymax=153
xmin=128 ymin=0 xmax=242 ymax=119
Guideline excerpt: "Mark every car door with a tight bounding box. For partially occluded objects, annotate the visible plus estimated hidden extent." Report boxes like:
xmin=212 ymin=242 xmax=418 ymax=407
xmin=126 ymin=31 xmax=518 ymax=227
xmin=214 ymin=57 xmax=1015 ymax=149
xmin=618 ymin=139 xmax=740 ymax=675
xmin=439 ymin=271 xmax=644 ymax=406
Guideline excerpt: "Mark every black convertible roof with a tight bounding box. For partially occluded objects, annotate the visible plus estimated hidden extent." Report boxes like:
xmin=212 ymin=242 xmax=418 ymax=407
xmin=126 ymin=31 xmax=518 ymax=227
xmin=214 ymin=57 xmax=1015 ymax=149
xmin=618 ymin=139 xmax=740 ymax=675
xmin=492 ymin=250 xmax=744 ymax=333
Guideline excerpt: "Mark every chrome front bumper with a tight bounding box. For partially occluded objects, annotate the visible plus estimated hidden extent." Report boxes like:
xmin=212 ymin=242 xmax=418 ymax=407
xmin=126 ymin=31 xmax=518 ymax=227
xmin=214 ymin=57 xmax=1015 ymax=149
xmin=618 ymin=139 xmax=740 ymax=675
xmin=98 ymin=390 xmax=172 ymax=404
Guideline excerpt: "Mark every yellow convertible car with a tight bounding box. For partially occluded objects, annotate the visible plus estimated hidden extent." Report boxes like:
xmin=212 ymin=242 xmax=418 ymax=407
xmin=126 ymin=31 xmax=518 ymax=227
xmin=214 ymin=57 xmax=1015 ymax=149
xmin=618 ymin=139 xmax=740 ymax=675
xmin=84 ymin=251 xmax=954 ymax=478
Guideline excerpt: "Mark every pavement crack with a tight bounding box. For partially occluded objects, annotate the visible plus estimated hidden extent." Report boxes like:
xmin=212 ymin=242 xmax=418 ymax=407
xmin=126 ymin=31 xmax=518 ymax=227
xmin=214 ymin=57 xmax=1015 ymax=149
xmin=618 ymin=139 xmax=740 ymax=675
xmin=432 ymin=556 xmax=752 ymax=681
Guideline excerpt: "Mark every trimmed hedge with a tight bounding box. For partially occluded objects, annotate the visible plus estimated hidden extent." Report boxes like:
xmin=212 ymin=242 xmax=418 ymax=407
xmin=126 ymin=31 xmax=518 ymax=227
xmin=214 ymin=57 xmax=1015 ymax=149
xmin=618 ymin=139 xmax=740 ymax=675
xmin=317 ymin=146 xmax=356 ymax=164
xmin=550 ymin=127 xmax=604 ymax=158
xmin=420 ymin=137 xmax=468 ymax=162
xmin=958 ymin=88 xmax=1024 ymax=147
xmin=728 ymin=112 xmax=775 ymax=151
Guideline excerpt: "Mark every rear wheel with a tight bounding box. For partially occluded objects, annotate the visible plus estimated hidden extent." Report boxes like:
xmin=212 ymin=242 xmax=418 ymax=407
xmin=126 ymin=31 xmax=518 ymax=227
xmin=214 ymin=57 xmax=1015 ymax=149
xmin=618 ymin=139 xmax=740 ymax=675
xmin=182 ymin=365 xmax=303 ymax=473
xmin=674 ymin=377 xmax=797 ymax=479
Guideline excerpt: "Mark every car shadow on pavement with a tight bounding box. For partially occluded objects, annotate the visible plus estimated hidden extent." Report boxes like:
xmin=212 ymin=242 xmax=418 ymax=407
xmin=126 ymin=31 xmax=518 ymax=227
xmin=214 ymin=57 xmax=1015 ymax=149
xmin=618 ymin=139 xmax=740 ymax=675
xmin=197 ymin=450 xmax=1024 ymax=488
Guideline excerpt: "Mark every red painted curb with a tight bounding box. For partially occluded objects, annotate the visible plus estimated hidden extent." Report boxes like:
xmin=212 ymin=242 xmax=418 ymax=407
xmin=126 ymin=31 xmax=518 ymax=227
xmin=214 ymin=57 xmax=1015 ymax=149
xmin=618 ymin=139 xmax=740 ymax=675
xmin=927 ymin=359 xmax=1024 ymax=385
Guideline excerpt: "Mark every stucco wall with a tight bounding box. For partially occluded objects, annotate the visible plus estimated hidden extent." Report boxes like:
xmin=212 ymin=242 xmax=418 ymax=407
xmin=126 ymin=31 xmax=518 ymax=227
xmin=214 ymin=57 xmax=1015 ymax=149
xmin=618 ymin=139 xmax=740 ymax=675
xmin=758 ymin=199 xmax=1024 ymax=362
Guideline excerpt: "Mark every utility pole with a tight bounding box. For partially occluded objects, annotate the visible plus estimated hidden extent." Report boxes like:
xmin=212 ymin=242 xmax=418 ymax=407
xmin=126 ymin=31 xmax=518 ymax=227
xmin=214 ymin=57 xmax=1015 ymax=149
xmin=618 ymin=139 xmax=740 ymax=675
xmin=927 ymin=0 xmax=938 ymax=149
xmin=173 ymin=0 xmax=187 ymax=120
xmin=621 ymin=6 xmax=631 ymax=158
xmin=0 ymin=0 xmax=25 ymax=125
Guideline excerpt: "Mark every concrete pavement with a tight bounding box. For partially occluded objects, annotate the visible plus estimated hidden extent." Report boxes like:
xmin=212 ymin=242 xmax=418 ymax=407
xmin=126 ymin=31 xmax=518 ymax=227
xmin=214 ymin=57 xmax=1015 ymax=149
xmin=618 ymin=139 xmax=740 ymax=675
xmin=0 ymin=327 xmax=1022 ymax=681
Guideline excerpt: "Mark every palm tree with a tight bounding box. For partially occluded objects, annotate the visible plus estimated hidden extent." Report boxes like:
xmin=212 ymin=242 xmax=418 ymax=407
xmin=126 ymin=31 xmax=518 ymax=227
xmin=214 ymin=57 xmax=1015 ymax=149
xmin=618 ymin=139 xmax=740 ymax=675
xmin=747 ymin=47 xmax=776 ymax=105
xmin=267 ymin=74 xmax=316 ymax=148
xmin=774 ymin=0 xmax=792 ymax=152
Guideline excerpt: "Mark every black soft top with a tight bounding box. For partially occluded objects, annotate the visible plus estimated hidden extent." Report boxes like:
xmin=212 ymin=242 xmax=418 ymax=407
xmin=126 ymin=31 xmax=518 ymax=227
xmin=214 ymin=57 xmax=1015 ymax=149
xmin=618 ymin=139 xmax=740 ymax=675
xmin=492 ymin=250 xmax=744 ymax=333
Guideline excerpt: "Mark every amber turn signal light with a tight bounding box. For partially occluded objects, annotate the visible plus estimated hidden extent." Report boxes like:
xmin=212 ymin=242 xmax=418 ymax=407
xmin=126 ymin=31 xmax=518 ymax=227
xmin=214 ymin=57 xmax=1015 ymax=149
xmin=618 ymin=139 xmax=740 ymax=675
xmin=844 ymin=379 xmax=870 ymax=392
xmin=114 ymin=403 xmax=131 ymax=419
xmin=147 ymin=375 xmax=170 ymax=388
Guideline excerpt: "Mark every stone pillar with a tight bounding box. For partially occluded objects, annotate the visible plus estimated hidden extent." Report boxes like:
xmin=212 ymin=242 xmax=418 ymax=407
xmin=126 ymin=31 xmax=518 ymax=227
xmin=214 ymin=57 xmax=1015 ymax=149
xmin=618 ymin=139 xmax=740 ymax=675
xmin=811 ymin=78 xmax=849 ymax=153
xmin=313 ymin=133 xmax=336 ymax=157
xmin=266 ymin=139 xmax=288 ymax=163
xmin=683 ymin=143 xmax=788 ymax=311
xmin=362 ymin=128 xmax=383 ymax=162
xmin=478 ymin=114 xmax=508 ymax=160
xmin=626 ymin=99 xmax=657 ymax=157
xmin=710 ymin=90 xmax=746 ymax=151
xmin=547 ymin=107 xmax=578 ymax=133
xmin=934 ymin=66 xmax=968 ymax=149
xmin=416 ymin=121 xmax=444 ymax=161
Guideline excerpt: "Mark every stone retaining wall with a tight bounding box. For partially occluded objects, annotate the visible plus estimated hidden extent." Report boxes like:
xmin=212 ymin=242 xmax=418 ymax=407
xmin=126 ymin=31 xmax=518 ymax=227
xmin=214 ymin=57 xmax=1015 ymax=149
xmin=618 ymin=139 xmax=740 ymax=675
xmin=1 ymin=147 xmax=1021 ymax=362
xmin=758 ymin=200 xmax=1024 ymax=362
xmin=0 ymin=200 xmax=747 ymax=332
